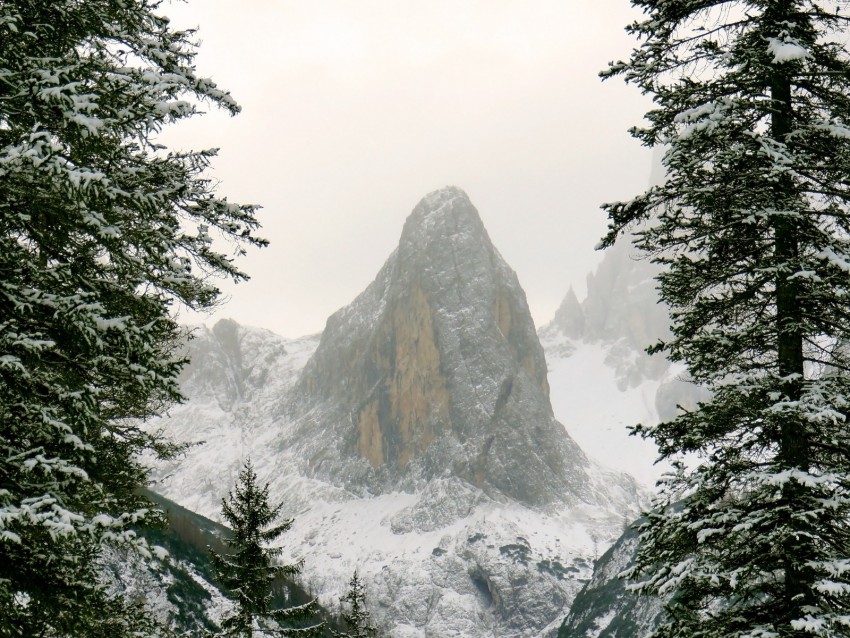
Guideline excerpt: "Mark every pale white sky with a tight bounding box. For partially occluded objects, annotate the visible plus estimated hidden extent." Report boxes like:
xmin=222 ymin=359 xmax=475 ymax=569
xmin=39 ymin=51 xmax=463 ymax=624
xmin=162 ymin=0 xmax=653 ymax=338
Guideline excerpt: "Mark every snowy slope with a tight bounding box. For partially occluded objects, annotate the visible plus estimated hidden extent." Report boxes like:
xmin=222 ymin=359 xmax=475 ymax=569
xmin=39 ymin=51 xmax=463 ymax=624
xmin=543 ymin=337 xmax=666 ymax=488
xmin=541 ymin=235 xmax=708 ymax=489
xmin=99 ymin=495 xmax=236 ymax=635
xmin=150 ymin=322 xmax=325 ymax=517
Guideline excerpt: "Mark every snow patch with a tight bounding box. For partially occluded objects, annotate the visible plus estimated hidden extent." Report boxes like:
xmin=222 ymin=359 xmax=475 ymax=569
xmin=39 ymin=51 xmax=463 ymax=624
xmin=767 ymin=37 xmax=809 ymax=64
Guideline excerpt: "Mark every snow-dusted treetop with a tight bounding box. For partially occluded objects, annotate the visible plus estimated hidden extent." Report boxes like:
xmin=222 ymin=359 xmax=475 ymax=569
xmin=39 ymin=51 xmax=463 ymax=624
xmin=603 ymin=2 xmax=850 ymax=637
xmin=0 ymin=1 xmax=262 ymax=635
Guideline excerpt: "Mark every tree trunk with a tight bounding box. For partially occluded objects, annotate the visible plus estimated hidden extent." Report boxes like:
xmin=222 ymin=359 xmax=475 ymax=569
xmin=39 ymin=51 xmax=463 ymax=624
xmin=770 ymin=56 xmax=811 ymax=627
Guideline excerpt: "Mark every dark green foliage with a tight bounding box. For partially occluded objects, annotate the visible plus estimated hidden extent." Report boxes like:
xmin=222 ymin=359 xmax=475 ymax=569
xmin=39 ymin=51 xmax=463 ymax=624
xmin=0 ymin=1 xmax=262 ymax=636
xmin=605 ymin=1 xmax=850 ymax=636
xmin=333 ymin=572 xmax=378 ymax=638
xmin=558 ymin=522 xmax=663 ymax=638
xmin=211 ymin=461 xmax=322 ymax=637
xmin=499 ymin=540 xmax=531 ymax=565
xmin=138 ymin=490 xmax=229 ymax=634
xmin=536 ymin=558 xmax=573 ymax=580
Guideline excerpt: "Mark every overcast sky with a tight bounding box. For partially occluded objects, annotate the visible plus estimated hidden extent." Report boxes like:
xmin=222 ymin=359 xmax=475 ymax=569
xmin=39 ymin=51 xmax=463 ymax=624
xmin=162 ymin=0 xmax=653 ymax=338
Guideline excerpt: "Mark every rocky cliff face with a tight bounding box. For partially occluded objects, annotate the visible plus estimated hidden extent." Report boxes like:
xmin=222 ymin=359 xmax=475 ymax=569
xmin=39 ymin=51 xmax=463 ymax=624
xmin=287 ymin=187 xmax=619 ymax=508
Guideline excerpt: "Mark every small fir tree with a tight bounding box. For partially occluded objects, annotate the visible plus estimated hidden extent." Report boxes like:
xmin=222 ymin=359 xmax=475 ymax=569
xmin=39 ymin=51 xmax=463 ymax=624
xmin=604 ymin=1 xmax=850 ymax=637
xmin=211 ymin=460 xmax=321 ymax=637
xmin=333 ymin=571 xmax=378 ymax=638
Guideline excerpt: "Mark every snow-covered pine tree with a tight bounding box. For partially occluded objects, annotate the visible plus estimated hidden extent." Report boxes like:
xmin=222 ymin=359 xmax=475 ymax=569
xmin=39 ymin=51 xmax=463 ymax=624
xmin=333 ymin=571 xmax=378 ymax=638
xmin=0 ymin=1 xmax=263 ymax=635
xmin=211 ymin=460 xmax=322 ymax=637
xmin=604 ymin=2 xmax=850 ymax=636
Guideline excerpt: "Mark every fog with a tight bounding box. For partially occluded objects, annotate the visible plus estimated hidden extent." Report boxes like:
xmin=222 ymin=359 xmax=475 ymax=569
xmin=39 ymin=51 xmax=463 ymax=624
xmin=162 ymin=0 xmax=653 ymax=337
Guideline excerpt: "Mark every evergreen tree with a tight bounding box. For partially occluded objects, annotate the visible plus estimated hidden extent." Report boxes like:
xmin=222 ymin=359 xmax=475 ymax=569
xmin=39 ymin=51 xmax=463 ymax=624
xmin=604 ymin=2 xmax=850 ymax=636
xmin=211 ymin=460 xmax=321 ymax=637
xmin=333 ymin=571 xmax=378 ymax=638
xmin=0 ymin=1 xmax=263 ymax=635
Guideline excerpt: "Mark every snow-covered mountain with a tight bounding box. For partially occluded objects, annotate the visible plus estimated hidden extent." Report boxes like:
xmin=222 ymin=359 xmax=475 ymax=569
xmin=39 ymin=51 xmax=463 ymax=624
xmin=539 ymin=235 xmax=708 ymax=487
xmin=147 ymin=187 xmax=648 ymax=637
xmin=287 ymin=187 xmax=635 ymax=509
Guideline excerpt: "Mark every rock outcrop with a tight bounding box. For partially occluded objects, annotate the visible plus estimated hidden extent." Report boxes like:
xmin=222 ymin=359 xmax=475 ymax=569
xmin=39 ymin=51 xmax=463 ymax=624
xmin=542 ymin=236 xmax=671 ymax=389
xmin=542 ymin=233 xmax=709 ymax=430
xmin=287 ymin=187 xmax=626 ymax=508
xmin=550 ymin=286 xmax=585 ymax=341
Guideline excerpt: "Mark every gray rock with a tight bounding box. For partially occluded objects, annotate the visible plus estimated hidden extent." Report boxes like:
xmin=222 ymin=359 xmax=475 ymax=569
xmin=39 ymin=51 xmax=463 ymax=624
xmin=287 ymin=187 xmax=635 ymax=509
xmin=543 ymin=235 xmax=671 ymax=389
xmin=550 ymin=286 xmax=585 ymax=340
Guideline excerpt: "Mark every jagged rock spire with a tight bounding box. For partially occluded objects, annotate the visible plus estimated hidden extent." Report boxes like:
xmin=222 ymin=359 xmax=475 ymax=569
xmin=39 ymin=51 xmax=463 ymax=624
xmin=288 ymin=187 xmax=630 ymax=507
xmin=551 ymin=286 xmax=585 ymax=339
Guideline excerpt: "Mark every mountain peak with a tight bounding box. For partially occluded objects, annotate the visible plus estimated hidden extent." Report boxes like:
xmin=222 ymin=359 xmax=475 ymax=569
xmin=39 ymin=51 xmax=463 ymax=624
xmin=550 ymin=285 xmax=585 ymax=340
xmin=285 ymin=188 xmax=637 ymax=508
xmin=398 ymin=186 xmax=490 ymax=265
xmin=417 ymin=184 xmax=469 ymax=210
xmin=148 ymin=190 xmax=645 ymax=638
xmin=406 ymin=186 xmax=475 ymax=227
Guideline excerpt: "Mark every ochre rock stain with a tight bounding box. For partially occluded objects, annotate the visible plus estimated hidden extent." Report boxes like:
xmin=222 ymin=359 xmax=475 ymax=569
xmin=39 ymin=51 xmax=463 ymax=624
xmin=357 ymin=283 xmax=450 ymax=468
